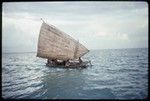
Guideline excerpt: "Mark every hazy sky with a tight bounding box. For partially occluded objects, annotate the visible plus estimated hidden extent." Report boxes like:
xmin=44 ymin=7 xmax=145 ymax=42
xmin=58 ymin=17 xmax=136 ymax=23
xmin=2 ymin=2 xmax=148 ymax=52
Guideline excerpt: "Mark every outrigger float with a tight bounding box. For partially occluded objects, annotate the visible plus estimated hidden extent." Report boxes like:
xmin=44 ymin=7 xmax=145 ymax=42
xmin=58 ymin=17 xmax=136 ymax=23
xmin=37 ymin=19 xmax=91 ymax=68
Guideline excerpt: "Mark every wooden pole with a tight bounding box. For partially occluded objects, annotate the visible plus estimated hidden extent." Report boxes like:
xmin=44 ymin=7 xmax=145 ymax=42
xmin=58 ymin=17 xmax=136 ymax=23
xmin=41 ymin=18 xmax=45 ymax=23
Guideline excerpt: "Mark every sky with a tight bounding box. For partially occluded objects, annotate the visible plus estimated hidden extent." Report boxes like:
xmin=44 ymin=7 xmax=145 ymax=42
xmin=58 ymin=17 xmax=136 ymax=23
xmin=2 ymin=2 xmax=148 ymax=52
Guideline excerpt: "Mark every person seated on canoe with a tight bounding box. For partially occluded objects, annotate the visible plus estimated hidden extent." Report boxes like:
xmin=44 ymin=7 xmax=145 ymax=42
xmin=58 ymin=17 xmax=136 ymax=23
xmin=47 ymin=59 xmax=54 ymax=64
xmin=51 ymin=58 xmax=58 ymax=65
xmin=62 ymin=60 xmax=67 ymax=66
xmin=79 ymin=57 xmax=83 ymax=64
xmin=47 ymin=59 xmax=50 ymax=64
xmin=65 ymin=59 xmax=70 ymax=67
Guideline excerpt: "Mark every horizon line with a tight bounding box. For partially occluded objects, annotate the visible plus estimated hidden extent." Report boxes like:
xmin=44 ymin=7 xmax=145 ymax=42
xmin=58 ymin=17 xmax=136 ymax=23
xmin=2 ymin=47 xmax=148 ymax=54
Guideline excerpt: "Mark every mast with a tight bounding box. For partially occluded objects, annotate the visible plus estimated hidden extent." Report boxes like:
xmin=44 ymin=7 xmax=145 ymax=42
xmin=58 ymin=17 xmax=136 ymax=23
xmin=73 ymin=40 xmax=79 ymax=59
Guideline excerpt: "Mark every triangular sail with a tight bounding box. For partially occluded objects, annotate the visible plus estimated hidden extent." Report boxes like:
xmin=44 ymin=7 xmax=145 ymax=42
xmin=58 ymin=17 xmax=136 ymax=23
xmin=37 ymin=22 xmax=89 ymax=60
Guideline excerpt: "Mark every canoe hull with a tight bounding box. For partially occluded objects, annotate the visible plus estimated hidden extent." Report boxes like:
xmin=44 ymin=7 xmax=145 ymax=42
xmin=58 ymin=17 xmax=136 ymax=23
xmin=46 ymin=61 xmax=91 ymax=68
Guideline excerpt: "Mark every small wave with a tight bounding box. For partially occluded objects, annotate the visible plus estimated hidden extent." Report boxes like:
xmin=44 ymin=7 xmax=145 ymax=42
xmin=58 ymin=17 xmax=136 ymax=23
xmin=82 ymin=88 xmax=116 ymax=99
xmin=5 ymin=64 xmax=14 ymax=66
xmin=118 ymin=68 xmax=140 ymax=73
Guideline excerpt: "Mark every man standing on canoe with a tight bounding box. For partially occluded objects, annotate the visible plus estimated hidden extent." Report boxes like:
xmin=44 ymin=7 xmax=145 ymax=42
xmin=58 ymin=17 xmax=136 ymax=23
xmin=79 ymin=57 xmax=83 ymax=64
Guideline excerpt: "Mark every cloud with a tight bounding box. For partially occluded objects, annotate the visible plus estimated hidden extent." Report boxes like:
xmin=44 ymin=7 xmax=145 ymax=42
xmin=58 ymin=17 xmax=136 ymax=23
xmin=3 ymin=12 xmax=41 ymax=52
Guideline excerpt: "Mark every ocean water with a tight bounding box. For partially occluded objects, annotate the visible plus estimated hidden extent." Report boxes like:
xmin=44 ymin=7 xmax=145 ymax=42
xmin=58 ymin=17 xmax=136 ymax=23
xmin=2 ymin=48 xmax=148 ymax=99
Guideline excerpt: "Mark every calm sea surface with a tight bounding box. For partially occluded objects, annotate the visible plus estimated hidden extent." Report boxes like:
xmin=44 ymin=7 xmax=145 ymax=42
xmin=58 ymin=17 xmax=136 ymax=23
xmin=2 ymin=48 xmax=148 ymax=99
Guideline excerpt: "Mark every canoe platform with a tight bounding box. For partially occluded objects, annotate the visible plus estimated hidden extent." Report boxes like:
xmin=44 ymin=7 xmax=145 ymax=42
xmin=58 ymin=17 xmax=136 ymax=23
xmin=46 ymin=61 xmax=92 ymax=69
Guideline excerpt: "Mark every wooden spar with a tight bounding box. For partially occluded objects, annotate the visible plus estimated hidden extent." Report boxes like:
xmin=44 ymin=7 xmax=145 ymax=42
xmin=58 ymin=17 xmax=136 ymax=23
xmin=41 ymin=18 xmax=45 ymax=23
xmin=37 ymin=21 xmax=89 ymax=60
xmin=73 ymin=40 xmax=79 ymax=59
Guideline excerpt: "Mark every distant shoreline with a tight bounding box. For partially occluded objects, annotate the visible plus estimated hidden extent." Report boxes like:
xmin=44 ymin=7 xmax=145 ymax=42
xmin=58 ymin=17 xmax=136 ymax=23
xmin=2 ymin=47 xmax=148 ymax=54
